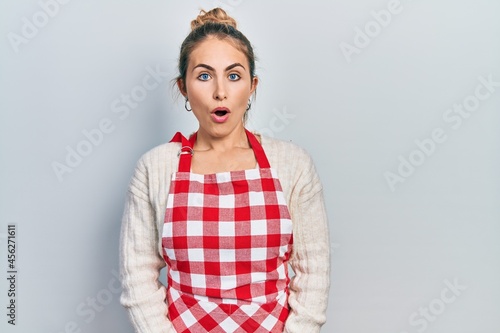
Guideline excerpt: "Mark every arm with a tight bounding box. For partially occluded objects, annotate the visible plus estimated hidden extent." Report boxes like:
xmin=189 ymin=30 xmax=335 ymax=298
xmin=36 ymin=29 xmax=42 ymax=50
xmin=284 ymin=157 xmax=331 ymax=333
xmin=119 ymin=157 xmax=174 ymax=333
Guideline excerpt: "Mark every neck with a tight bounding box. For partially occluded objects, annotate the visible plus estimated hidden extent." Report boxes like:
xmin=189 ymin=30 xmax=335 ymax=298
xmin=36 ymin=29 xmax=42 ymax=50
xmin=194 ymin=126 xmax=249 ymax=152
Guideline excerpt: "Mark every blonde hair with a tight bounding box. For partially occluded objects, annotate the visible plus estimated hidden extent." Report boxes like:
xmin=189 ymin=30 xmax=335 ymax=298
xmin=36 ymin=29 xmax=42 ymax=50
xmin=190 ymin=8 xmax=237 ymax=31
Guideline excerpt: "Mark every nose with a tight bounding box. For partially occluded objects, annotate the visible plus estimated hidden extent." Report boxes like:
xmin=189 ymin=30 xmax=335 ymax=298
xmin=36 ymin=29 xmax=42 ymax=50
xmin=213 ymin=77 xmax=227 ymax=101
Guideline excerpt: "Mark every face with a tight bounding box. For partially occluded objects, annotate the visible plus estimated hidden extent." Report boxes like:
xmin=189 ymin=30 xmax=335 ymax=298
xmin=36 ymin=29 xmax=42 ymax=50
xmin=178 ymin=36 xmax=258 ymax=139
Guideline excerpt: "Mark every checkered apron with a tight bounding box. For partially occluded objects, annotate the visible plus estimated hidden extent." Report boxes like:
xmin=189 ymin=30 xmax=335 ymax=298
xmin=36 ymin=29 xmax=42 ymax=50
xmin=162 ymin=129 xmax=293 ymax=333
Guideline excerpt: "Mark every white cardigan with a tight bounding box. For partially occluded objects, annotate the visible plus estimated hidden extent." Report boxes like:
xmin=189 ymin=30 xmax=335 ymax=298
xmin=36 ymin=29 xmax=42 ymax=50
xmin=119 ymin=132 xmax=330 ymax=333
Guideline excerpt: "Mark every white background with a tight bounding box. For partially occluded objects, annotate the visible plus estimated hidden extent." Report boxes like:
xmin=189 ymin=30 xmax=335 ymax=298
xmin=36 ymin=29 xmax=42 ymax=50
xmin=1 ymin=0 xmax=499 ymax=332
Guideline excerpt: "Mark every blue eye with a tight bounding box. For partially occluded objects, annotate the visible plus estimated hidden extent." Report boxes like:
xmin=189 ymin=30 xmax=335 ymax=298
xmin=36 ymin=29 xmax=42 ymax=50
xmin=228 ymin=73 xmax=240 ymax=81
xmin=198 ymin=73 xmax=210 ymax=81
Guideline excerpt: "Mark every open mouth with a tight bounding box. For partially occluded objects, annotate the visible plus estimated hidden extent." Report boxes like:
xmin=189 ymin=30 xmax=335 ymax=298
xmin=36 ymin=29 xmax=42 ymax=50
xmin=211 ymin=108 xmax=230 ymax=123
xmin=214 ymin=110 xmax=228 ymax=116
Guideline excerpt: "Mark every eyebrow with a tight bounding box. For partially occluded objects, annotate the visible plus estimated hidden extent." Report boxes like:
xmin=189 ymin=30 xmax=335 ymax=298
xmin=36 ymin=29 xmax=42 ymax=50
xmin=192 ymin=63 xmax=246 ymax=72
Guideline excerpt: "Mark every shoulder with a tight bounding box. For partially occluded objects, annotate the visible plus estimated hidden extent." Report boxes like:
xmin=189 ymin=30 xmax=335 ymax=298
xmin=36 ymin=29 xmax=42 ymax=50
xmin=254 ymin=132 xmax=324 ymax=202
xmin=139 ymin=141 xmax=180 ymax=163
xmin=252 ymin=132 xmax=320 ymax=190
xmin=253 ymin=131 xmax=314 ymax=168
xmin=138 ymin=130 xmax=198 ymax=163
xmin=132 ymin=140 xmax=181 ymax=178
xmin=126 ymin=140 xmax=180 ymax=198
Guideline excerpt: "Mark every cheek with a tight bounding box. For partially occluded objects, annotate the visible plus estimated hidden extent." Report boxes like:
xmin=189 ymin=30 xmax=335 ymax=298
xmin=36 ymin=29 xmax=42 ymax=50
xmin=187 ymin=82 xmax=211 ymax=101
xmin=239 ymin=92 xmax=252 ymax=106
xmin=231 ymin=83 xmax=252 ymax=99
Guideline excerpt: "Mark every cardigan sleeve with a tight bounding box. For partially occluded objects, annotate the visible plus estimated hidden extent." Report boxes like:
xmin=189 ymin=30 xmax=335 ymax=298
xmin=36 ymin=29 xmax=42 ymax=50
xmin=119 ymin=156 xmax=175 ymax=333
xmin=284 ymin=152 xmax=330 ymax=333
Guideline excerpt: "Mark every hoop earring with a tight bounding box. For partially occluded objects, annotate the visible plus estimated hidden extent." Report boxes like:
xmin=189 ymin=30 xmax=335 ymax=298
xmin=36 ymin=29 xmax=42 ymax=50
xmin=184 ymin=98 xmax=192 ymax=112
xmin=246 ymin=99 xmax=252 ymax=111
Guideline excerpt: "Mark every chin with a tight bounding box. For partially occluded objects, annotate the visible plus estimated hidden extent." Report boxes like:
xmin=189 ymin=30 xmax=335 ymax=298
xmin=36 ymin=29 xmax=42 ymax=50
xmin=203 ymin=124 xmax=241 ymax=137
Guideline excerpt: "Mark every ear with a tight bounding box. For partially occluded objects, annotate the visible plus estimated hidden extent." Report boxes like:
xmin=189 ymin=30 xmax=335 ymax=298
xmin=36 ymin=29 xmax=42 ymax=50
xmin=177 ymin=79 xmax=187 ymax=97
xmin=250 ymin=76 xmax=259 ymax=94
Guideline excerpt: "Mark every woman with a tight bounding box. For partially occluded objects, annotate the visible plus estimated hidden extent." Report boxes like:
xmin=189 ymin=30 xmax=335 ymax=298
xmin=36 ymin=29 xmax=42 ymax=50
xmin=119 ymin=8 xmax=330 ymax=333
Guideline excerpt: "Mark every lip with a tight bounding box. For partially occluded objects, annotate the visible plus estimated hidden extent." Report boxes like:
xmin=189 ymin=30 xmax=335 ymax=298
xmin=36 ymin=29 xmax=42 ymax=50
xmin=211 ymin=107 xmax=231 ymax=123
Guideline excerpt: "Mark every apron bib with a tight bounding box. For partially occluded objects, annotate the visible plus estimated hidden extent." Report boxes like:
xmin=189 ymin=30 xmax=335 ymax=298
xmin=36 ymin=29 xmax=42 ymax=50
xmin=162 ymin=129 xmax=293 ymax=333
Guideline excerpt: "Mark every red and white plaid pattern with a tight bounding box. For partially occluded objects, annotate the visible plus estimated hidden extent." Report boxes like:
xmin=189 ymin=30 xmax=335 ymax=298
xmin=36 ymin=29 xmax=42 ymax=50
xmin=162 ymin=129 xmax=293 ymax=333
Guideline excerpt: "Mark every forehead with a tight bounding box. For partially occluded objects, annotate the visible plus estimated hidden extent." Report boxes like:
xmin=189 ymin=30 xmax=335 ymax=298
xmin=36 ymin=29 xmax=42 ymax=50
xmin=188 ymin=36 xmax=248 ymax=69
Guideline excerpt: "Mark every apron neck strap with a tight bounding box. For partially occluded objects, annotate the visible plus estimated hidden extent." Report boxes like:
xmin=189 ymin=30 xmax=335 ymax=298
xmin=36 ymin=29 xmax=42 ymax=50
xmin=169 ymin=132 xmax=195 ymax=172
xmin=244 ymin=129 xmax=270 ymax=168
xmin=169 ymin=129 xmax=270 ymax=172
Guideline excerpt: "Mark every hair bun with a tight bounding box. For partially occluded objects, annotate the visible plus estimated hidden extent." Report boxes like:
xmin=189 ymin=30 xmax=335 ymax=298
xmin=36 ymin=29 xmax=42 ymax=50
xmin=190 ymin=8 xmax=237 ymax=31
